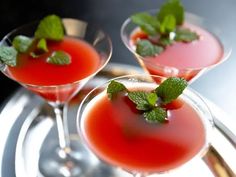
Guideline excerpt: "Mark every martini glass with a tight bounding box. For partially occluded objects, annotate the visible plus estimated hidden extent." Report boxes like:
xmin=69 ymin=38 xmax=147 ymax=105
xmin=121 ymin=10 xmax=232 ymax=83
xmin=77 ymin=74 xmax=213 ymax=177
xmin=0 ymin=18 xmax=112 ymax=177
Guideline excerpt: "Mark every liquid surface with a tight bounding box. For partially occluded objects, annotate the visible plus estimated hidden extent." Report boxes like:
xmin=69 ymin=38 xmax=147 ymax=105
xmin=131 ymin=22 xmax=223 ymax=69
xmin=82 ymin=88 xmax=206 ymax=173
xmin=7 ymin=37 xmax=100 ymax=86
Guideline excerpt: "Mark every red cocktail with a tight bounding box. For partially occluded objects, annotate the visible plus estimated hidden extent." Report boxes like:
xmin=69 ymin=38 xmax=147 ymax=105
xmin=8 ymin=37 xmax=100 ymax=86
xmin=0 ymin=16 xmax=112 ymax=177
xmin=6 ymin=36 xmax=101 ymax=102
xmin=78 ymin=75 xmax=213 ymax=176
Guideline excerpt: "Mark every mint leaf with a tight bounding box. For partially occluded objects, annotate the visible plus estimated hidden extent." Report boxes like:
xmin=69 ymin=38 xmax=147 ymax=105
xmin=47 ymin=51 xmax=71 ymax=65
xmin=175 ymin=28 xmax=199 ymax=42
xmin=37 ymin=38 xmax=48 ymax=53
xmin=131 ymin=12 xmax=160 ymax=36
xmin=35 ymin=14 xmax=64 ymax=41
xmin=157 ymin=0 xmax=184 ymax=25
xmin=106 ymin=77 xmax=188 ymax=124
xmin=128 ymin=91 xmax=153 ymax=111
xmin=144 ymin=107 xmax=167 ymax=123
xmin=158 ymin=36 xmax=174 ymax=46
xmin=0 ymin=46 xmax=17 ymax=66
xmin=12 ymin=35 xmax=33 ymax=53
xmin=107 ymin=80 xmax=127 ymax=99
xmin=136 ymin=40 xmax=164 ymax=57
xmin=160 ymin=14 xmax=176 ymax=34
xmin=30 ymin=38 xmax=49 ymax=58
xmin=146 ymin=92 xmax=158 ymax=106
xmin=130 ymin=0 xmax=198 ymax=57
xmin=156 ymin=77 xmax=187 ymax=104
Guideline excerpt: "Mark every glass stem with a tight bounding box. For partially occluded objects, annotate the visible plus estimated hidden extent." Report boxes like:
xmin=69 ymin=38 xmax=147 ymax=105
xmin=53 ymin=104 xmax=70 ymax=150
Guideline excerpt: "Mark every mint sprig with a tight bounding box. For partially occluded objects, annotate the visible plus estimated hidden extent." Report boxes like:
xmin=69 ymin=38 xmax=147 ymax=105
xmin=37 ymin=38 xmax=48 ymax=53
xmin=0 ymin=35 xmax=33 ymax=67
xmin=131 ymin=0 xmax=199 ymax=57
xmin=136 ymin=40 xmax=163 ymax=57
xmin=158 ymin=36 xmax=174 ymax=46
xmin=144 ymin=107 xmax=167 ymax=123
xmin=175 ymin=28 xmax=199 ymax=42
xmin=12 ymin=35 xmax=33 ymax=53
xmin=128 ymin=91 xmax=157 ymax=111
xmin=146 ymin=92 xmax=158 ymax=107
xmin=159 ymin=14 xmax=176 ymax=34
xmin=107 ymin=77 xmax=187 ymax=123
xmin=47 ymin=51 xmax=71 ymax=65
xmin=30 ymin=38 xmax=49 ymax=58
xmin=157 ymin=0 xmax=184 ymax=25
xmin=131 ymin=13 xmax=160 ymax=36
xmin=0 ymin=46 xmax=17 ymax=67
xmin=0 ymin=14 xmax=70 ymax=67
xmin=33 ymin=14 xmax=64 ymax=58
xmin=35 ymin=14 xmax=64 ymax=41
xmin=155 ymin=77 xmax=187 ymax=104
xmin=107 ymin=80 xmax=127 ymax=99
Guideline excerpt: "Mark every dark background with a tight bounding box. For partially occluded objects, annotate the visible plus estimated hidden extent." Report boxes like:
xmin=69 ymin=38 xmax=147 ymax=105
xmin=0 ymin=0 xmax=236 ymax=117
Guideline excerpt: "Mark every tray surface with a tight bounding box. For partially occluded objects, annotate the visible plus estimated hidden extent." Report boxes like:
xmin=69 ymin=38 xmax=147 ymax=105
xmin=0 ymin=63 xmax=236 ymax=177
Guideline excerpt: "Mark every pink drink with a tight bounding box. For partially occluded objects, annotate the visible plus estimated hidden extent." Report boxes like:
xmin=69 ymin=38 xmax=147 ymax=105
xmin=131 ymin=23 xmax=224 ymax=81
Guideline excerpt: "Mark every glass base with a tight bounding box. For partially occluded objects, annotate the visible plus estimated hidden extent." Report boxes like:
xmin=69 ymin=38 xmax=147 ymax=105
xmin=38 ymin=137 xmax=99 ymax=177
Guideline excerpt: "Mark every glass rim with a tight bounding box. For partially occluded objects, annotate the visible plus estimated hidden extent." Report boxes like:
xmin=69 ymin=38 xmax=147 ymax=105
xmin=120 ymin=9 xmax=232 ymax=72
xmin=0 ymin=18 xmax=113 ymax=89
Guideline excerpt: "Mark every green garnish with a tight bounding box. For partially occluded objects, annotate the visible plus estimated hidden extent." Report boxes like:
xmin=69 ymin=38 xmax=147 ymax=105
xmin=107 ymin=80 xmax=127 ymax=99
xmin=36 ymin=38 xmax=48 ymax=53
xmin=0 ymin=46 xmax=17 ymax=67
xmin=157 ymin=0 xmax=184 ymax=25
xmin=159 ymin=14 xmax=176 ymax=34
xmin=128 ymin=91 xmax=156 ymax=111
xmin=0 ymin=14 xmax=70 ymax=66
xmin=158 ymin=36 xmax=174 ymax=46
xmin=107 ymin=77 xmax=187 ymax=123
xmin=131 ymin=13 xmax=160 ymax=36
xmin=175 ymin=28 xmax=199 ymax=42
xmin=30 ymin=38 xmax=48 ymax=58
xmin=146 ymin=92 xmax=158 ymax=107
xmin=155 ymin=77 xmax=187 ymax=104
xmin=144 ymin=107 xmax=167 ymax=123
xmin=35 ymin=14 xmax=64 ymax=41
xmin=12 ymin=35 xmax=33 ymax=53
xmin=47 ymin=51 xmax=71 ymax=65
xmin=131 ymin=0 xmax=199 ymax=56
xmin=33 ymin=14 xmax=64 ymax=57
xmin=136 ymin=40 xmax=164 ymax=57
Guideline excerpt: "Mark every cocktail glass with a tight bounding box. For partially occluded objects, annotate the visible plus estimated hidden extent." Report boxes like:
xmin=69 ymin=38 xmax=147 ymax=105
xmin=0 ymin=18 xmax=112 ymax=177
xmin=77 ymin=74 xmax=213 ymax=177
xmin=121 ymin=10 xmax=232 ymax=83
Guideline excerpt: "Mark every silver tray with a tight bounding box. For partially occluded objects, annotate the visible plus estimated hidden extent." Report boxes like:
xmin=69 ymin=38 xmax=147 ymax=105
xmin=0 ymin=63 xmax=236 ymax=177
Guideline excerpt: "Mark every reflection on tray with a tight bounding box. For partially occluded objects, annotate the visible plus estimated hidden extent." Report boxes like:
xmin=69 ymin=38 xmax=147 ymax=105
xmin=1 ymin=63 xmax=235 ymax=177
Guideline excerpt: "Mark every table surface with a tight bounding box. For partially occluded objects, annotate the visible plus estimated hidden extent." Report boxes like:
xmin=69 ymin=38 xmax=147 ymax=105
xmin=0 ymin=0 xmax=236 ymax=119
